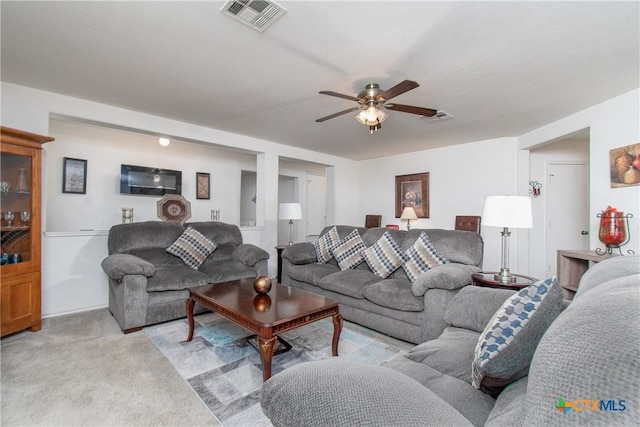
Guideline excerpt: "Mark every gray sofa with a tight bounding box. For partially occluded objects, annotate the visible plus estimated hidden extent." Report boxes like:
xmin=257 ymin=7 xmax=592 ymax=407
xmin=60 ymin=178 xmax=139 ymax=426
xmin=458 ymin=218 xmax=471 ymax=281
xmin=261 ymin=254 xmax=640 ymax=426
xmin=280 ymin=225 xmax=483 ymax=343
xmin=101 ymin=221 xmax=269 ymax=333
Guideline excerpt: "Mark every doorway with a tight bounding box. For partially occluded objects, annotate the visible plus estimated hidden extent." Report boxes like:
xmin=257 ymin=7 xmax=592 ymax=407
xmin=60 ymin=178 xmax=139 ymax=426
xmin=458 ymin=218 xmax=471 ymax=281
xmin=546 ymin=162 xmax=589 ymax=276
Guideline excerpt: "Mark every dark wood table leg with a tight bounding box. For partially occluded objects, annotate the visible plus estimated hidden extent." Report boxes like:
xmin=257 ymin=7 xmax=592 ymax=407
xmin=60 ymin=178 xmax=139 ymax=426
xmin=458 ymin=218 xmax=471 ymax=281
xmin=186 ymin=297 xmax=196 ymax=342
xmin=332 ymin=313 xmax=343 ymax=356
xmin=257 ymin=335 xmax=277 ymax=381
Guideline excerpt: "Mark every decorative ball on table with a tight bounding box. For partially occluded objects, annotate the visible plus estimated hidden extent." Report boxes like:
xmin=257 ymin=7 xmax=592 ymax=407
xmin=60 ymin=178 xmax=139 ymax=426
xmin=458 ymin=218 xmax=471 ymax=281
xmin=253 ymin=294 xmax=272 ymax=312
xmin=253 ymin=276 xmax=272 ymax=294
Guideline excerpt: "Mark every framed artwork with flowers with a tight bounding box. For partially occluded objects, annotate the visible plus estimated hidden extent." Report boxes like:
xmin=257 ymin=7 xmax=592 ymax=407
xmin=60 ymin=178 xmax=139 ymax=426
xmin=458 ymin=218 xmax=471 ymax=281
xmin=395 ymin=172 xmax=429 ymax=218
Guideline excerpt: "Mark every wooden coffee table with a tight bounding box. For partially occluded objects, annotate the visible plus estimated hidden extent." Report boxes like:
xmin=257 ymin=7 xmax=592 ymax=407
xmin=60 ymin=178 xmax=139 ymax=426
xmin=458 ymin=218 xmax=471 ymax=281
xmin=186 ymin=278 xmax=342 ymax=381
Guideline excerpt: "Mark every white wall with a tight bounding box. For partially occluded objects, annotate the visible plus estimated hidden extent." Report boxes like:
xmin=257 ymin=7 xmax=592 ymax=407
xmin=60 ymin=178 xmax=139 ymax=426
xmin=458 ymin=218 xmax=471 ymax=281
xmin=358 ymin=137 xmax=522 ymax=274
xmin=1 ymin=82 xmax=359 ymax=317
xmin=519 ymin=89 xmax=640 ymax=256
xmin=3 ymin=81 xmax=638 ymax=317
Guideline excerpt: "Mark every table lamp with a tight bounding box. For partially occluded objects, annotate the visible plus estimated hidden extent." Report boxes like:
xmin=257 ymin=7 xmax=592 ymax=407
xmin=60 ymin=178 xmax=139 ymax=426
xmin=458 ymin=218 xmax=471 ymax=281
xmin=279 ymin=202 xmax=302 ymax=245
xmin=482 ymin=195 xmax=533 ymax=283
xmin=400 ymin=207 xmax=418 ymax=230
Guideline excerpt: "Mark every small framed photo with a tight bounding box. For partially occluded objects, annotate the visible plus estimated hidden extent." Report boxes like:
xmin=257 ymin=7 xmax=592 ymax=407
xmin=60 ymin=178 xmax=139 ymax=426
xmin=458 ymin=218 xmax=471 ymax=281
xmin=196 ymin=172 xmax=210 ymax=200
xmin=395 ymin=172 xmax=429 ymax=218
xmin=62 ymin=157 xmax=87 ymax=194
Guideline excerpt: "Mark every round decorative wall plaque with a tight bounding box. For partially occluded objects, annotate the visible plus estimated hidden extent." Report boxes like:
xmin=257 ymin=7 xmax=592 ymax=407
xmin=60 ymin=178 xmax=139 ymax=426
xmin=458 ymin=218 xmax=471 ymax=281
xmin=157 ymin=194 xmax=191 ymax=224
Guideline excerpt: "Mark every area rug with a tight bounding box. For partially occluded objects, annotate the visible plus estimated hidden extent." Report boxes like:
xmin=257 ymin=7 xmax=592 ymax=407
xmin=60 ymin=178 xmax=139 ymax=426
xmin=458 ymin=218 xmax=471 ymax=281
xmin=145 ymin=312 xmax=408 ymax=426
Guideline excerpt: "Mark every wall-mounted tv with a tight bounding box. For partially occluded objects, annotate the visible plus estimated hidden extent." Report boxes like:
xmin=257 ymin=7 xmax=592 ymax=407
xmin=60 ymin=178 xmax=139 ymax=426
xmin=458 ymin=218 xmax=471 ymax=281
xmin=120 ymin=164 xmax=182 ymax=196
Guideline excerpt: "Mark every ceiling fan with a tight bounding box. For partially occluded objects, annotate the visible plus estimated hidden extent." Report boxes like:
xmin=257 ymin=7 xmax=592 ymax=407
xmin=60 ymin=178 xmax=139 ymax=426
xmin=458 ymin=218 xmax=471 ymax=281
xmin=316 ymin=80 xmax=438 ymax=134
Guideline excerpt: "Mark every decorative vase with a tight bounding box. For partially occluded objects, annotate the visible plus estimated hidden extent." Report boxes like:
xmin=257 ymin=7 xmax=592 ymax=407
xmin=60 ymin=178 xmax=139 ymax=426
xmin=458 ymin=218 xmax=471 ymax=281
xmin=16 ymin=168 xmax=28 ymax=192
xmin=253 ymin=276 xmax=272 ymax=294
xmin=598 ymin=208 xmax=626 ymax=247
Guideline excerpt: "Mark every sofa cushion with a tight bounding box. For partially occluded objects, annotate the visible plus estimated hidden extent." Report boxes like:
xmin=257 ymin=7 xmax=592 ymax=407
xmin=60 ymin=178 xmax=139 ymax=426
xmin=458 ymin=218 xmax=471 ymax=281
xmin=402 ymin=231 xmax=448 ymax=283
xmin=362 ymin=231 xmax=408 ymax=279
xmin=384 ymin=356 xmax=496 ymax=427
xmin=332 ymin=229 xmax=366 ymax=270
xmin=166 ymin=226 xmax=218 ymax=269
xmin=101 ymin=254 xmax=156 ymax=280
xmin=472 ymin=277 xmax=563 ymax=396
xmin=313 ymin=226 xmax=340 ymax=264
xmin=318 ymin=270 xmax=380 ymax=299
xmin=146 ymin=266 xmax=210 ymax=292
xmin=404 ymin=326 xmax=480 ymax=384
xmin=261 ymin=359 xmax=474 ymax=427
xmin=412 ymin=264 xmax=481 ymax=296
xmin=198 ymin=259 xmax=258 ymax=283
xmin=289 ymin=263 xmax=338 ymax=286
xmin=362 ymin=279 xmax=424 ymax=311
xmin=444 ymin=286 xmax=516 ymax=332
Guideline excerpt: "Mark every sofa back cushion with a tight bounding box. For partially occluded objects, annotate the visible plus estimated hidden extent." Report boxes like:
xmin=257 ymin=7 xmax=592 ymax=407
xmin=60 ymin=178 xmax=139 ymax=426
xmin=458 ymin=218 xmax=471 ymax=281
xmin=108 ymin=221 xmax=184 ymax=255
xmin=403 ymin=229 xmax=482 ymax=267
xmin=185 ymin=222 xmax=243 ymax=261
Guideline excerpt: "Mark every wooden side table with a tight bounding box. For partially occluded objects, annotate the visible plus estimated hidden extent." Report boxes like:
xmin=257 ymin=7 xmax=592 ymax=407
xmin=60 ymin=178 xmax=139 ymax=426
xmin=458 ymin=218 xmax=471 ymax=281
xmin=275 ymin=245 xmax=287 ymax=283
xmin=472 ymin=272 xmax=537 ymax=291
xmin=557 ymin=250 xmax=617 ymax=300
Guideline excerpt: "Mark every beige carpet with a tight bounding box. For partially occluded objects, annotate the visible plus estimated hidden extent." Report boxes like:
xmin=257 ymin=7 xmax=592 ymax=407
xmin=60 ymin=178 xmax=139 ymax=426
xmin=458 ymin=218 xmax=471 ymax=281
xmin=1 ymin=309 xmax=219 ymax=426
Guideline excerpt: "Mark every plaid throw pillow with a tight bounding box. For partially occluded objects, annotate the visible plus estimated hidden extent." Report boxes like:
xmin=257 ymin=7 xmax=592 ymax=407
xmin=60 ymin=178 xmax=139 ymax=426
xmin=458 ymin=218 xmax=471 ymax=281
xmin=332 ymin=229 xmax=366 ymax=271
xmin=166 ymin=226 xmax=217 ymax=269
xmin=314 ymin=226 xmax=340 ymax=264
xmin=402 ymin=232 xmax=449 ymax=283
xmin=362 ymin=231 xmax=408 ymax=278
xmin=472 ymin=277 xmax=563 ymax=396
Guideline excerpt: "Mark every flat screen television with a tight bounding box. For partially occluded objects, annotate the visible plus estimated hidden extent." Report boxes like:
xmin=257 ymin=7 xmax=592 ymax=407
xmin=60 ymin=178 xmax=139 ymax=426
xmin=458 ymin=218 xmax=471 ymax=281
xmin=120 ymin=164 xmax=182 ymax=196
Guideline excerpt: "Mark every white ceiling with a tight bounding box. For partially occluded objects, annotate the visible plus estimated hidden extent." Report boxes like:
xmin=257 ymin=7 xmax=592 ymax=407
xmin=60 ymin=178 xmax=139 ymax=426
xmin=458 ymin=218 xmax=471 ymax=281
xmin=2 ymin=1 xmax=638 ymax=160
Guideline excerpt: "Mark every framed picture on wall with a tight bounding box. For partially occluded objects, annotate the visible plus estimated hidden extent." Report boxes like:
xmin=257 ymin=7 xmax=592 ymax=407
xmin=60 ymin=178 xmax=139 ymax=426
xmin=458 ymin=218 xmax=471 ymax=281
xmin=609 ymin=142 xmax=640 ymax=188
xmin=196 ymin=172 xmax=210 ymax=200
xmin=62 ymin=157 xmax=87 ymax=194
xmin=395 ymin=172 xmax=429 ymax=218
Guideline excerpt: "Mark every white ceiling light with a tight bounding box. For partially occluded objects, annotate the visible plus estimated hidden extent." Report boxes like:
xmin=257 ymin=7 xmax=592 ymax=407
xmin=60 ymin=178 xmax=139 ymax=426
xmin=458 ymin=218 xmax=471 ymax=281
xmin=159 ymin=137 xmax=170 ymax=147
xmin=355 ymin=102 xmax=388 ymax=134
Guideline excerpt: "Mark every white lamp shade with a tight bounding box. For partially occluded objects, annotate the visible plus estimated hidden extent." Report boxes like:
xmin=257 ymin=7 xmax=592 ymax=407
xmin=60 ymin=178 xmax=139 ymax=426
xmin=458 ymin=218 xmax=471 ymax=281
xmin=279 ymin=203 xmax=302 ymax=220
xmin=400 ymin=207 xmax=418 ymax=220
xmin=482 ymin=196 xmax=533 ymax=228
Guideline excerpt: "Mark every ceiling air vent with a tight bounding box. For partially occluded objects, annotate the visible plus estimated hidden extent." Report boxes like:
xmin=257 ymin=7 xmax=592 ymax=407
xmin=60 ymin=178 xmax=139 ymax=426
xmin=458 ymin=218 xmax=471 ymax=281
xmin=420 ymin=110 xmax=453 ymax=123
xmin=221 ymin=0 xmax=286 ymax=32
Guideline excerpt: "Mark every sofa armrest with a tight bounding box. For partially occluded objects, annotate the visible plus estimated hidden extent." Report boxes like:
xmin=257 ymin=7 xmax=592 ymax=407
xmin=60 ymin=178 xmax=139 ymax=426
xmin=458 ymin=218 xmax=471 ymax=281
xmin=101 ymin=254 xmax=155 ymax=280
xmin=261 ymin=359 xmax=472 ymax=427
xmin=443 ymin=285 xmax=516 ymax=332
xmin=412 ymin=263 xmax=481 ymax=296
xmin=232 ymin=244 xmax=270 ymax=267
xmin=281 ymin=242 xmax=316 ymax=265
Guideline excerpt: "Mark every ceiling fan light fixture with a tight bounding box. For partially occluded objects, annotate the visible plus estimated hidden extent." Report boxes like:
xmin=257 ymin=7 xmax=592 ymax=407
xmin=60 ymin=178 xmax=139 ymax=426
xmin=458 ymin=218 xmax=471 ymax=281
xmin=355 ymin=103 xmax=387 ymax=129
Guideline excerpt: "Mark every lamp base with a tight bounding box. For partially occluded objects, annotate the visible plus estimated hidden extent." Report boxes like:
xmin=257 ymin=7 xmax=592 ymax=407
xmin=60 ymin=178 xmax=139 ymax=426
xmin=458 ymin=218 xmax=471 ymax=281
xmin=494 ymin=268 xmax=517 ymax=284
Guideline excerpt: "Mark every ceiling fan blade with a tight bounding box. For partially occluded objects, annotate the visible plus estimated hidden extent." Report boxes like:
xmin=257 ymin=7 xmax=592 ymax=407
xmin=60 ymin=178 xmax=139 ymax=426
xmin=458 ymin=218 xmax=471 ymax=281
xmin=385 ymin=103 xmax=438 ymax=117
xmin=316 ymin=106 xmax=361 ymax=123
xmin=377 ymin=80 xmax=419 ymax=102
xmin=319 ymin=91 xmax=361 ymax=102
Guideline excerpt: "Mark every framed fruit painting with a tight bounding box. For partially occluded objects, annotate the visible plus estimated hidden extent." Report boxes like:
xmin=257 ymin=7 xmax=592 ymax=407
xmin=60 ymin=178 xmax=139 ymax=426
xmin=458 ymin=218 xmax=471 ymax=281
xmin=610 ymin=143 xmax=640 ymax=188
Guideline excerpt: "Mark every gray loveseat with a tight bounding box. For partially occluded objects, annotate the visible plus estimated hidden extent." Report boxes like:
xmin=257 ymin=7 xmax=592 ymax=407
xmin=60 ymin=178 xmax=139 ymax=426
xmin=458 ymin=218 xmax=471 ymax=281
xmin=262 ymin=255 xmax=640 ymax=426
xmin=101 ymin=221 xmax=269 ymax=333
xmin=280 ymin=225 xmax=483 ymax=343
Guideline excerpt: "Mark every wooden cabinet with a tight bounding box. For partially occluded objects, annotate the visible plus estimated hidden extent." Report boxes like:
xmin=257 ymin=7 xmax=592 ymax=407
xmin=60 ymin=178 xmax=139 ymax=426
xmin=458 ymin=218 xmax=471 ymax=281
xmin=1 ymin=127 xmax=53 ymax=337
xmin=557 ymin=250 xmax=617 ymax=300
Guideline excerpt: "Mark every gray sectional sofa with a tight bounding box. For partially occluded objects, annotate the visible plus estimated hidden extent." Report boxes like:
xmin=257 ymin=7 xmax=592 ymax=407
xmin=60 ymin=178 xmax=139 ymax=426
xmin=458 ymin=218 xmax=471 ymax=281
xmin=101 ymin=221 xmax=269 ymax=333
xmin=262 ymin=255 xmax=640 ymax=426
xmin=280 ymin=225 xmax=484 ymax=343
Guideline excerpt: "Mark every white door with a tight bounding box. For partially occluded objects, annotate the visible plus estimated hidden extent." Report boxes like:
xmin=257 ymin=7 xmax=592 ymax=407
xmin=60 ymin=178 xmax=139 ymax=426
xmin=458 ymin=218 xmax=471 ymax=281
xmin=546 ymin=162 xmax=589 ymax=276
xmin=306 ymin=173 xmax=326 ymax=238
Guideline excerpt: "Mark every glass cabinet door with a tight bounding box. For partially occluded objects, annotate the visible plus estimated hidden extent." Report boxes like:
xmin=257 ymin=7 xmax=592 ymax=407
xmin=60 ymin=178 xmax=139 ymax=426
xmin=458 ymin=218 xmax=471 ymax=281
xmin=1 ymin=152 xmax=33 ymax=266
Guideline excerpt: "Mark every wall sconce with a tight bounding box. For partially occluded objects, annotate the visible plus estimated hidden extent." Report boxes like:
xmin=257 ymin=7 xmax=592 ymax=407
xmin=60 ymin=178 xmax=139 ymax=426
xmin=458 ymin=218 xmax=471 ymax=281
xmin=122 ymin=208 xmax=134 ymax=224
xmin=529 ymin=181 xmax=542 ymax=197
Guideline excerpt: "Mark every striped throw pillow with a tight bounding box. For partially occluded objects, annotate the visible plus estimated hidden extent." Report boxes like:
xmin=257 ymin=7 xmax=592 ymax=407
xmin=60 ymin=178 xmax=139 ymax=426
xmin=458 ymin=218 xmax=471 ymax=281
xmin=166 ymin=226 xmax=217 ymax=269
xmin=362 ymin=231 xmax=408 ymax=278
xmin=402 ymin=232 xmax=448 ymax=283
xmin=332 ymin=229 xmax=366 ymax=271
xmin=314 ymin=226 xmax=340 ymax=264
